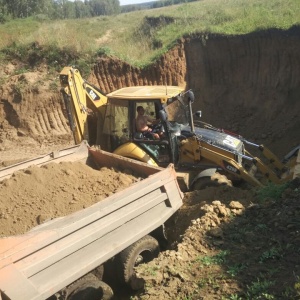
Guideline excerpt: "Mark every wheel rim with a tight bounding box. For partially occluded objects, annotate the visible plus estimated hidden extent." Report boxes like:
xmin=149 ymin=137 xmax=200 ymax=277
xmin=134 ymin=249 xmax=154 ymax=266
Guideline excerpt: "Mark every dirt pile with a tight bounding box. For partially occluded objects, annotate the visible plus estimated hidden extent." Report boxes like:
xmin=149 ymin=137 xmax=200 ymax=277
xmin=0 ymin=161 xmax=139 ymax=237
xmin=134 ymin=180 xmax=300 ymax=299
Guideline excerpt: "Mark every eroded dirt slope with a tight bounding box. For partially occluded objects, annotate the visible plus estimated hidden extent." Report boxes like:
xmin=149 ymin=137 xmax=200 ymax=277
xmin=0 ymin=68 xmax=72 ymax=164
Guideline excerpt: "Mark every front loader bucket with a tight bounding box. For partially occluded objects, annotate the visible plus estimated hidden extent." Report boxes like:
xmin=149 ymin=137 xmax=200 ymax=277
xmin=282 ymin=145 xmax=300 ymax=180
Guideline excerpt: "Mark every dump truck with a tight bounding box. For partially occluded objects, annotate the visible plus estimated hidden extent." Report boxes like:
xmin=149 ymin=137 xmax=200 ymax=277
xmin=60 ymin=66 xmax=300 ymax=190
xmin=0 ymin=141 xmax=183 ymax=300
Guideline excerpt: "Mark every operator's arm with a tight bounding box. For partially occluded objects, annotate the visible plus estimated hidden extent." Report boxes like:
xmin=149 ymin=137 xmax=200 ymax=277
xmin=146 ymin=116 xmax=160 ymax=125
xmin=136 ymin=115 xmax=159 ymax=133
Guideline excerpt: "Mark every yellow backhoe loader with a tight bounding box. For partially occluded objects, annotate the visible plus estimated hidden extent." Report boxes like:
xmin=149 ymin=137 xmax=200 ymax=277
xmin=60 ymin=66 xmax=300 ymax=190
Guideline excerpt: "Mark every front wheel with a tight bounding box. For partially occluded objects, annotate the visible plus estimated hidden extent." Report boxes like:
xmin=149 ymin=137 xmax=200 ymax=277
xmin=192 ymin=172 xmax=232 ymax=190
xmin=117 ymin=235 xmax=160 ymax=290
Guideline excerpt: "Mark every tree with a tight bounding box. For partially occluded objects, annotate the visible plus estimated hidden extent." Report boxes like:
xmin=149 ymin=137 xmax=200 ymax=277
xmin=0 ymin=0 xmax=8 ymax=22
xmin=2 ymin=0 xmax=54 ymax=18
xmin=88 ymin=0 xmax=120 ymax=16
xmin=0 ymin=0 xmax=121 ymax=20
xmin=74 ymin=1 xmax=91 ymax=18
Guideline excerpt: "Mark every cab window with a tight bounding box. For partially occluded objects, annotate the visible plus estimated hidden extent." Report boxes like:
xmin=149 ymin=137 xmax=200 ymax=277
xmin=103 ymin=99 xmax=129 ymax=150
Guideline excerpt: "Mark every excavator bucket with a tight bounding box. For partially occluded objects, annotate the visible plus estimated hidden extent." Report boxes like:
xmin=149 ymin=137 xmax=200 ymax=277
xmin=294 ymin=153 xmax=300 ymax=179
xmin=290 ymin=147 xmax=300 ymax=179
xmin=280 ymin=145 xmax=300 ymax=181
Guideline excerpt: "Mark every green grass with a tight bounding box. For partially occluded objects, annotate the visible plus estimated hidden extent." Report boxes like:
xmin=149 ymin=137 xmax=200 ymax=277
xmin=256 ymin=182 xmax=289 ymax=202
xmin=195 ymin=250 xmax=229 ymax=266
xmin=259 ymin=247 xmax=282 ymax=263
xmin=0 ymin=0 xmax=299 ymax=67
xmin=246 ymin=277 xmax=275 ymax=299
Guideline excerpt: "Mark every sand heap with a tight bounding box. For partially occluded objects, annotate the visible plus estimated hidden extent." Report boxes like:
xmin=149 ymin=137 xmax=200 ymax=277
xmin=0 ymin=161 xmax=139 ymax=237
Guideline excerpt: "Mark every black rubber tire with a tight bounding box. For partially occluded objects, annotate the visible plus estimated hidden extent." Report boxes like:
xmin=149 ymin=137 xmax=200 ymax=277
xmin=192 ymin=172 xmax=232 ymax=190
xmin=66 ymin=273 xmax=113 ymax=300
xmin=117 ymin=235 xmax=160 ymax=290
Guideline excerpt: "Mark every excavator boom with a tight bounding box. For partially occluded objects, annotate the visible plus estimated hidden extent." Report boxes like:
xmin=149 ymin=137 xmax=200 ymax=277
xmin=60 ymin=66 xmax=107 ymax=144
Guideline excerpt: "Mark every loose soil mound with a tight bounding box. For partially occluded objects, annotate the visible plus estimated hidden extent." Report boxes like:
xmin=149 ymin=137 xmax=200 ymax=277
xmin=134 ymin=180 xmax=300 ymax=299
xmin=0 ymin=161 xmax=139 ymax=237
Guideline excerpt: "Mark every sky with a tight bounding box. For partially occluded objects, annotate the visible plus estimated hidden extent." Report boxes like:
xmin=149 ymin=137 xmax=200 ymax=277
xmin=69 ymin=0 xmax=157 ymax=6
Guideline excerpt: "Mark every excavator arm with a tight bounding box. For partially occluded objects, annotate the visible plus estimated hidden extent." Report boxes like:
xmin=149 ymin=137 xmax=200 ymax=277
xmin=60 ymin=66 xmax=107 ymax=145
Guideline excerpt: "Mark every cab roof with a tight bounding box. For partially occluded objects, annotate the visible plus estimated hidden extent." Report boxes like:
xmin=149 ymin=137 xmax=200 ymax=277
xmin=106 ymin=86 xmax=184 ymax=102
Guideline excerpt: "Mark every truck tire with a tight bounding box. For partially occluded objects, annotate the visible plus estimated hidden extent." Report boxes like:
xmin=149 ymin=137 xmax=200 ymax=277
xmin=66 ymin=273 xmax=113 ymax=300
xmin=117 ymin=235 xmax=160 ymax=290
xmin=192 ymin=172 xmax=232 ymax=190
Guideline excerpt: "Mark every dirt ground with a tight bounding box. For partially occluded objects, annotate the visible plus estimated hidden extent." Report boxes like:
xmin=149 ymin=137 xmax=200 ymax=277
xmin=133 ymin=180 xmax=300 ymax=300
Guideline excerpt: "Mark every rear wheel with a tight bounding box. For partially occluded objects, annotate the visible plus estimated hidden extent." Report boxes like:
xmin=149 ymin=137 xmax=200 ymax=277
xmin=65 ymin=273 xmax=113 ymax=300
xmin=192 ymin=172 xmax=232 ymax=190
xmin=117 ymin=235 xmax=160 ymax=290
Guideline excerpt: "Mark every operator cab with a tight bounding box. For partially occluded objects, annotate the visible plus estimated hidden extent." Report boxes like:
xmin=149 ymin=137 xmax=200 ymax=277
xmin=102 ymin=86 xmax=187 ymax=166
xmin=102 ymin=98 xmax=177 ymax=167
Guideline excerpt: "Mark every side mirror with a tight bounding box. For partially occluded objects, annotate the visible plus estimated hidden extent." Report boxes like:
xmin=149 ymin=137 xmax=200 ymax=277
xmin=159 ymin=109 xmax=168 ymax=122
xmin=187 ymin=90 xmax=194 ymax=103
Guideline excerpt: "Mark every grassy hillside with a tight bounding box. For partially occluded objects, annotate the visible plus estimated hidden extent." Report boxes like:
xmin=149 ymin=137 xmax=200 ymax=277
xmin=0 ymin=0 xmax=299 ymax=68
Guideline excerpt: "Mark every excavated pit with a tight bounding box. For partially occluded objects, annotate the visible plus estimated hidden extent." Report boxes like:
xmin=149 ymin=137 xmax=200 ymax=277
xmin=0 ymin=28 xmax=299 ymax=165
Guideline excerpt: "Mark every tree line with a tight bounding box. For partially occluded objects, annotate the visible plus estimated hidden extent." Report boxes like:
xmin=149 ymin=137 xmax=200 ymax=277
xmin=0 ymin=0 xmax=199 ymax=22
xmin=0 ymin=0 xmax=120 ymax=21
